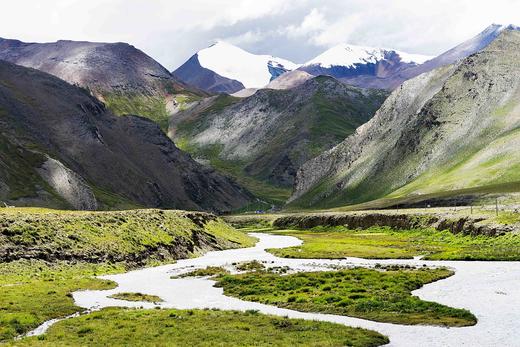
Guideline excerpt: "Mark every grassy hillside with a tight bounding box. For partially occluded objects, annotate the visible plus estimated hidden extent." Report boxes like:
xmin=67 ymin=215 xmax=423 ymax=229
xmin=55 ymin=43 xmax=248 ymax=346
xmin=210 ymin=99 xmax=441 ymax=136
xmin=104 ymin=92 xmax=202 ymax=132
xmin=290 ymin=30 xmax=520 ymax=210
xmin=0 ymin=208 xmax=255 ymax=264
xmin=172 ymin=78 xmax=388 ymax=207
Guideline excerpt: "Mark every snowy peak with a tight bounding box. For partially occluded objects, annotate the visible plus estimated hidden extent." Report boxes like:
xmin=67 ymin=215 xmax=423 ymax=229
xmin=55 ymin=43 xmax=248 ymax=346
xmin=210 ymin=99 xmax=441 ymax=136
xmin=196 ymin=41 xmax=299 ymax=89
xmin=303 ymin=43 xmax=432 ymax=68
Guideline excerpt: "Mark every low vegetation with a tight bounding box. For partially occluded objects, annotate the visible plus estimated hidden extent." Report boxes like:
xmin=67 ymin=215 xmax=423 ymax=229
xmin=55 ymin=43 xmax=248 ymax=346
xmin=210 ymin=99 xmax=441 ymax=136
xmin=215 ymin=267 xmax=476 ymax=326
xmin=0 ymin=208 xmax=255 ymax=341
xmin=268 ymin=226 xmax=520 ymax=260
xmin=104 ymin=93 xmax=170 ymax=131
xmin=174 ymin=266 xmax=229 ymax=278
xmin=108 ymin=292 xmax=163 ymax=303
xmin=235 ymin=260 xmax=265 ymax=272
xmin=0 ymin=208 xmax=255 ymax=265
xmin=12 ymin=308 xmax=389 ymax=347
xmin=0 ymin=260 xmax=121 ymax=341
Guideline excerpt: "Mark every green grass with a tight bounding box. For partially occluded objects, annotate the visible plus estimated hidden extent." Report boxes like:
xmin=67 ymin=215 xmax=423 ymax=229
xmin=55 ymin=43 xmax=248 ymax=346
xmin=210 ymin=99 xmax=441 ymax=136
xmin=174 ymin=266 xmax=229 ymax=278
xmin=104 ymin=93 xmax=170 ymax=131
xmin=175 ymin=141 xmax=292 ymax=206
xmin=268 ymin=226 xmax=520 ymax=261
xmin=108 ymin=292 xmax=163 ymax=303
xmin=0 ymin=208 xmax=255 ymax=264
xmin=215 ymin=267 xmax=476 ymax=326
xmin=11 ymin=308 xmax=389 ymax=347
xmin=329 ymin=181 xmax=520 ymax=211
xmin=235 ymin=260 xmax=265 ymax=272
xmin=0 ymin=260 xmax=121 ymax=341
xmin=0 ymin=208 xmax=256 ymax=341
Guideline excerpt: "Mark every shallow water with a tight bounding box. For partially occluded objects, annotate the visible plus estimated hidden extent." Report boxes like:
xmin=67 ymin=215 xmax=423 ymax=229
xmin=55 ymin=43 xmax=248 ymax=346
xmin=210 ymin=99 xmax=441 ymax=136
xmin=37 ymin=233 xmax=520 ymax=346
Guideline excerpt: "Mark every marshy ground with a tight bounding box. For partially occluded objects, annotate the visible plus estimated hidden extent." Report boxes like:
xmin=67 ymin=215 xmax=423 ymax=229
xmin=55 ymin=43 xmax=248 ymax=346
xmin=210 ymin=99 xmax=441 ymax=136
xmin=2 ymin=207 xmax=520 ymax=346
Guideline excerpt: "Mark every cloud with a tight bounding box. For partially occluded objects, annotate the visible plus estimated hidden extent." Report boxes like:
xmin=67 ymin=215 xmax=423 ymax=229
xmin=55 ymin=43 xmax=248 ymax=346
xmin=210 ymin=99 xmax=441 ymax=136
xmin=225 ymin=30 xmax=268 ymax=46
xmin=1 ymin=0 xmax=519 ymax=69
xmin=286 ymin=8 xmax=326 ymax=38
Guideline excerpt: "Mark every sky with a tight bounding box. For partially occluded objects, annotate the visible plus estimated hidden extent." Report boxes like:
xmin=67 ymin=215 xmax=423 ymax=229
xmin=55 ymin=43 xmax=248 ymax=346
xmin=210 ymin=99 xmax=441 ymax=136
xmin=0 ymin=0 xmax=519 ymax=70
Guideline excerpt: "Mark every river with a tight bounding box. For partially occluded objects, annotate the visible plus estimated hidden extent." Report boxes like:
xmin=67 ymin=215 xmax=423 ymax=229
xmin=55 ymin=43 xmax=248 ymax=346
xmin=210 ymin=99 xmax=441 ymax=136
xmin=38 ymin=233 xmax=520 ymax=346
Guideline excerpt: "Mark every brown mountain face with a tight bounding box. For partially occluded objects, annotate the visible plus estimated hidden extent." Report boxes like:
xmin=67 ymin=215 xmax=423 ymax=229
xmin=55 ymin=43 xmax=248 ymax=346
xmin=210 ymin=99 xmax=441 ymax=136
xmin=0 ymin=38 xmax=186 ymax=95
xmin=0 ymin=60 xmax=251 ymax=212
xmin=0 ymin=38 xmax=205 ymax=131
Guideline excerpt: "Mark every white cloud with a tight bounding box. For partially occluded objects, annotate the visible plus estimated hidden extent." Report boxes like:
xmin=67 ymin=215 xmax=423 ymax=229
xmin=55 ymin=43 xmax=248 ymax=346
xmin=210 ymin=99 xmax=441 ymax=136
xmin=225 ymin=30 xmax=267 ymax=46
xmin=0 ymin=0 xmax=519 ymax=69
xmin=286 ymin=8 xmax=326 ymax=38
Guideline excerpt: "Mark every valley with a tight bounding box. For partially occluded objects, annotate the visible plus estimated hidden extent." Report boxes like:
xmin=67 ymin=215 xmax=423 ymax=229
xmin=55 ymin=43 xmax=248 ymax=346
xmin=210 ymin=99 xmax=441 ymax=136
xmin=2 ymin=207 xmax=520 ymax=346
xmin=1 ymin=5 xmax=520 ymax=345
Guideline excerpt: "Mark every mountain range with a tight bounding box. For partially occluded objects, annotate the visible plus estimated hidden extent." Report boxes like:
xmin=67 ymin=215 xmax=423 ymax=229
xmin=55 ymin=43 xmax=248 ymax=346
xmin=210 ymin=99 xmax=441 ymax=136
xmin=174 ymin=24 xmax=520 ymax=93
xmin=0 ymin=59 xmax=251 ymax=211
xmin=289 ymin=28 xmax=520 ymax=209
xmin=0 ymin=37 xmax=204 ymax=131
xmin=169 ymin=76 xmax=388 ymax=205
xmin=0 ymin=23 xmax=519 ymax=212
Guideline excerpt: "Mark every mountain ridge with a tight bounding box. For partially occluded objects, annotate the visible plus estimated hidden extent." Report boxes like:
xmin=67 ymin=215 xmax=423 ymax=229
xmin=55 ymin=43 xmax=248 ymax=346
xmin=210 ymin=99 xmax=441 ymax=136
xmin=0 ymin=59 xmax=252 ymax=212
xmin=170 ymin=75 xmax=388 ymax=205
xmin=0 ymin=37 xmax=205 ymax=132
xmin=289 ymin=29 xmax=520 ymax=209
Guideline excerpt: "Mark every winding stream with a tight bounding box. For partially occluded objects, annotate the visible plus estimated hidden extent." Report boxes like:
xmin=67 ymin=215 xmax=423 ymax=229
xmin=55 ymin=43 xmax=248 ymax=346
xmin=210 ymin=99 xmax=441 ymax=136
xmin=38 ymin=233 xmax=520 ymax=346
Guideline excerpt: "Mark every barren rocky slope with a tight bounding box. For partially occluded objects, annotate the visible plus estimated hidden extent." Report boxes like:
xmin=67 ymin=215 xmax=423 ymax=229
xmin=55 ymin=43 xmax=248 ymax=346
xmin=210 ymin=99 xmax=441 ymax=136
xmin=170 ymin=76 xmax=388 ymax=204
xmin=0 ymin=60 xmax=251 ymax=211
xmin=0 ymin=38 xmax=203 ymax=130
xmin=290 ymin=30 xmax=520 ymax=209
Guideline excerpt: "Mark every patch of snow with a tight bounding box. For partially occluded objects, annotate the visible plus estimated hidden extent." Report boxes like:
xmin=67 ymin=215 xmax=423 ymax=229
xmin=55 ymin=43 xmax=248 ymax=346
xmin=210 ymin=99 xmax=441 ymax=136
xmin=396 ymin=50 xmax=432 ymax=64
xmin=197 ymin=41 xmax=299 ymax=89
xmin=304 ymin=43 xmax=432 ymax=68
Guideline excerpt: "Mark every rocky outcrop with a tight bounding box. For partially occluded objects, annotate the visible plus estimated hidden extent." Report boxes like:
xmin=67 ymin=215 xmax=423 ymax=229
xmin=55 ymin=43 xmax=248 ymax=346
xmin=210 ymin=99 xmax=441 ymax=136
xmin=273 ymin=213 xmax=515 ymax=237
xmin=37 ymin=157 xmax=98 ymax=210
xmin=290 ymin=30 xmax=520 ymax=208
xmin=0 ymin=59 xmax=251 ymax=211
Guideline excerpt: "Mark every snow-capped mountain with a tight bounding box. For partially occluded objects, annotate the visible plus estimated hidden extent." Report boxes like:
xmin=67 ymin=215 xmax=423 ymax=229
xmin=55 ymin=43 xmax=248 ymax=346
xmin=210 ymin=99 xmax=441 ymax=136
xmin=299 ymin=44 xmax=432 ymax=90
xmin=173 ymin=41 xmax=299 ymax=94
xmin=303 ymin=44 xmax=431 ymax=68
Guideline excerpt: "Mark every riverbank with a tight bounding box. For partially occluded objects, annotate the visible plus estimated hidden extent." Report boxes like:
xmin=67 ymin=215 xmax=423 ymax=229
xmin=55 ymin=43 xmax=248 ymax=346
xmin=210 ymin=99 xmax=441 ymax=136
xmin=53 ymin=233 xmax=520 ymax=346
xmin=226 ymin=207 xmax=520 ymax=236
xmin=0 ymin=208 xmax=255 ymax=341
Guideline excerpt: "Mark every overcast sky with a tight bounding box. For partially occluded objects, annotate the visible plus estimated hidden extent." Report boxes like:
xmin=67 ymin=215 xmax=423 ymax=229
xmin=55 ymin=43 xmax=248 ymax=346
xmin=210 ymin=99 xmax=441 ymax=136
xmin=0 ymin=0 xmax=519 ymax=70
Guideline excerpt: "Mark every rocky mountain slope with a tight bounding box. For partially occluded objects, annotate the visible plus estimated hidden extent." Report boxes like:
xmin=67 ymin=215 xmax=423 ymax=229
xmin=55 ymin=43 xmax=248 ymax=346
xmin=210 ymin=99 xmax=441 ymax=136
xmin=170 ymin=76 xmax=388 ymax=205
xmin=299 ymin=44 xmax=431 ymax=90
xmin=289 ymin=29 xmax=520 ymax=209
xmin=0 ymin=38 xmax=203 ymax=131
xmin=0 ymin=60 xmax=251 ymax=211
xmin=173 ymin=41 xmax=299 ymax=94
